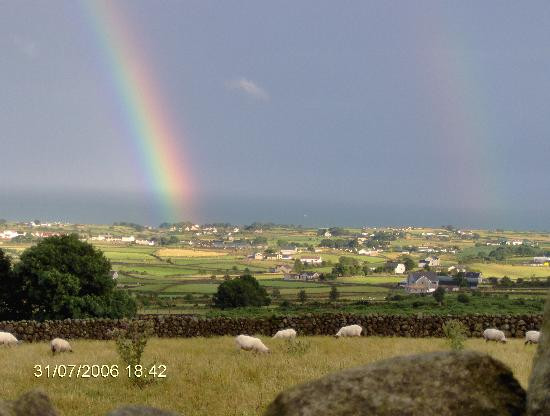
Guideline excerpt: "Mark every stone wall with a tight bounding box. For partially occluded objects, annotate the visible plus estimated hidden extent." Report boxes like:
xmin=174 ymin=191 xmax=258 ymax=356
xmin=0 ymin=313 xmax=543 ymax=342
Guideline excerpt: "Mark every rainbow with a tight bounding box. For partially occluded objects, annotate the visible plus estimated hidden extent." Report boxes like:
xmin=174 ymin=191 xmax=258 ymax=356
xmin=82 ymin=0 xmax=194 ymax=222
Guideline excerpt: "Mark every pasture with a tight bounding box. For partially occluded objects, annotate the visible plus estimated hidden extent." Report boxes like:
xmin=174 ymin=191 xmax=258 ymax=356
xmin=0 ymin=337 xmax=536 ymax=416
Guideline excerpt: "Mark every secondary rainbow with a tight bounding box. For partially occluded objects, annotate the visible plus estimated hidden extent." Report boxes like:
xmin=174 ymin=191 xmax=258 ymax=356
xmin=82 ymin=0 xmax=194 ymax=222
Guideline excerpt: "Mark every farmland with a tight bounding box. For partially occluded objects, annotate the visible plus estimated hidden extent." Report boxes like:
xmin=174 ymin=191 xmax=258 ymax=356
xmin=0 ymin=337 xmax=537 ymax=416
xmin=1 ymin=222 xmax=550 ymax=316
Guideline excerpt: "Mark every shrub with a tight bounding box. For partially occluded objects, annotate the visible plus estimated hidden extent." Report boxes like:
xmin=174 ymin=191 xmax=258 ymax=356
xmin=112 ymin=320 xmax=155 ymax=388
xmin=433 ymin=287 xmax=445 ymax=305
xmin=442 ymin=320 xmax=468 ymax=351
xmin=457 ymin=293 xmax=470 ymax=304
xmin=329 ymin=286 xmax=340 ymax=302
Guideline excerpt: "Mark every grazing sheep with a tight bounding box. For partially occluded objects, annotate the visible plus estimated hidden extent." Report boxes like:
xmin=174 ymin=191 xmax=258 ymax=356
xmin=0 ymin=331 xmax=18 ymax=346
xmin=50 ymin=338 xmax=73 ymax=355
xmin=335 ymin=324 xmax=363 ymax=338
xmin=525 ymin=330 xmax=541 ymax=345
xmin=483 ymin=328 xmax=507 ymax=343
xmin=273 ymin=329 xmax=297 ymax=339
xmin=235 ymin=335 xmax=270 ymax=353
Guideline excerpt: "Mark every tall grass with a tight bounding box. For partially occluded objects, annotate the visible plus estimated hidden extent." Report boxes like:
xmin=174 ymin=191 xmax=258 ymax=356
xmin=0 ymin=337 xmax=536 ymax=415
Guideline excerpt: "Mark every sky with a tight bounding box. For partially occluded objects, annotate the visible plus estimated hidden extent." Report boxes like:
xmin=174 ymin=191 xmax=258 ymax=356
xmin=1 ymin=1 xmax=549 ymax=229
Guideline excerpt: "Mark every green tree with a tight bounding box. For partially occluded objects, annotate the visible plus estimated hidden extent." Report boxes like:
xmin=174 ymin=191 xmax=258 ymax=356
xmin=212 ymin=273 xmax=271 ymax=308
xmin=297 ymin=289 xmax=307 ymax=303
xmin=0 ymin=249 xmax=20 ymax=319
xmin=10 ymin=235 xmax=136 ymax=320
xmin=329 ymin=286 xmax=339 ymax=302
xmin=399 ymin=256 xmax=417 ymax=271
xmin=433 ymin=287 xmax=445 ymax=305
xmin=294 ymin=258 xmax=303 ymax=273
xmin=272 ymin=288 xmax=281 ymax=299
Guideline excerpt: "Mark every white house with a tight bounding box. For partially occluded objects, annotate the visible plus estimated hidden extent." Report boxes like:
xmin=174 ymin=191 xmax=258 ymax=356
xmin=253 ymin=252 xmax=264 ymax=260
xmin=299 ymin=256 xmax=322 ymax=265
xmin=136 ymin=239 xmax=155 ymax=246
xmin=121 ymin=236 xmax=135 ymax=243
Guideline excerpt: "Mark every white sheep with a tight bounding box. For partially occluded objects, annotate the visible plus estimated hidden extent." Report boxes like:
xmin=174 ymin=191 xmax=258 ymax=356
xmin=0 ymin=331 xmax=19 ymax=346
xmin=235 ymin=335 xmax=270 ymax=353
xmin=50 ymin=338 xmax=73 ymax=355
xmin=273 ymin=328 xmax=297 ymax=339
xmin=335 ymin=324 xmax=363 ymax=338
xmin=483 ymin=328 xmax=507 ymax=343
xmin=525 ymin=330 xmax=541 ymax=345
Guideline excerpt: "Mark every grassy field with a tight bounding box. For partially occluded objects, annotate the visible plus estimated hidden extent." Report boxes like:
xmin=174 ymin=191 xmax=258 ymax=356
xmin=0 ymin=337 xmax=537 ymax=416
xmin=471 ymin=263 xmax=550 ymax=279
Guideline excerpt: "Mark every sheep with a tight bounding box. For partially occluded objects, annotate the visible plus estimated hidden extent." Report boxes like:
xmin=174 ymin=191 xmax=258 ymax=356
xmin=335 ymin=324 xmax=363 ymax=338
xmin=0 ymin=331 xmax=19 ymax=347
xmin=50 ymin=338 xmax=73 ymax=355
xmin=273 ymin=329 xmax=297 ymax=339
xmin=235 ymin=335 xmax=270 ymax=353
xmin=525 ymin=330 xmax=541 ymax=345
xmin=483 ymin=328 xmax=507 ymax=343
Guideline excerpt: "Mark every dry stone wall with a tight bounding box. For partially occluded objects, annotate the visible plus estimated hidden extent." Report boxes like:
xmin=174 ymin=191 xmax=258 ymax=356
xmin=0 ymin=313 xmax=543 ymax=342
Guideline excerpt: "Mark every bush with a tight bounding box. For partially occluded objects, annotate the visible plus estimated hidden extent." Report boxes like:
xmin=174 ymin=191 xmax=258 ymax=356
xmin=433 ymin=287 xmax=445 ymax=305
xmin=112 ymin=320 xmax=155 ymax=388
xmin=212 ymin=273 xmax=271 ymax=309
xmin=457 ymin=293 xmax=470 ymax=304
xmin=442 ymin=320 xmax=468 ymax=351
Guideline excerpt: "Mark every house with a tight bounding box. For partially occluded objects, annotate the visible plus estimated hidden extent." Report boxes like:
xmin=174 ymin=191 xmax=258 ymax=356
xmin=386 ymin=262 xmax=406 ymax=274
xmin=447 ymin=265 xmax=467 ymax=273
xmin=324 ymin=231 xmax=332 ymax=237
xmin=419 ymin=256 xmax=440 ymax=268
xmin=273 ymin=264 xmax=293 ymax=274
xmin=281 ymin=254 xmax=294 ymax=260
xmin=299 ymin=256 xmax=322 ymax=265
xmin=435 ymin=276 xmax=459 ymax=291
xmin=136 ymin=239 xmax=155 ymax=246
xmin=211 ymin=240 xmax=225 ymax=249
xmin=265 ymin=253 xmax=282 ymax=260
xmin=121 ymin=236 xmax=135 ymax=243
xmin=464 ymin=272 xmax=483 ymax=286
xmin=253 ymin=252 xmax=264 ymax=260
xmin=280 ymin=246 xmax=298 ymax=256
xmin=284 ymin=272 xmax=320 ymax=281
xmin=358 ymin=248 xmax=379 ymax=256
xmin=405 ymin=271 xmax=439 ymax=293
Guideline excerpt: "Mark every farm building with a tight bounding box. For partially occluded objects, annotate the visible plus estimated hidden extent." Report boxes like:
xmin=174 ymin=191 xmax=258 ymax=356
xmin=299 ymin=256 xmax=322 ymax=265
xmin=404 ymin=271 xmax=439 ymax=293
xmin=284 ymin=272 xmax=320 ymax=281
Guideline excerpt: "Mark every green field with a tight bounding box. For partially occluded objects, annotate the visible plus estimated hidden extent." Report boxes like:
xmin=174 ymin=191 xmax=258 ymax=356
xmin=0 ymin=337 xmax=537 ymax=416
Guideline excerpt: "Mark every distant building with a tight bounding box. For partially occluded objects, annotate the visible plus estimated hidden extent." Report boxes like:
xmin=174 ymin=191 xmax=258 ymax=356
xmin=299 ymin=256 xmax=322 ymax=265
xmin=284 ymin=272 xmax=320 ymax=281
xmin=386 ymin=262 xmax=406 ymax=274
xmin=253 ymin=252 xmax=264 ymax=260
xmin=265 ymin=253 xmax=282 ymax=260
xmin=280 ymin=246 xmax=298 ymax=256
xmin=405 ymin=271 xmax=439 ymax=293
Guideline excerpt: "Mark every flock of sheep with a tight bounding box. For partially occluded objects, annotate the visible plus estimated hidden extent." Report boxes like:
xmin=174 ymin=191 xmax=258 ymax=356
xmin=0 ymin=331 xmax=72 ymax=354
xmin=0 ymin=325 xmax=542 ymax=355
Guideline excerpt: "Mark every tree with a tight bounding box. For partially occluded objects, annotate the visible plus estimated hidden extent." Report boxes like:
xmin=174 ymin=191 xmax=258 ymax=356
xmin=297 ymin=289 xmax=307 ymax=304
xmin=272 ymin=288 xmax=281 ymax=299
xmin=433 ymin=287 xmax=445 ymax=305
xmin=0 ymin=249 xmax=20 ymax=319
xmin=294 ymin=258 xmax=303 ymax=273
xmin=399 ymin=256 xmax=417 ymax=271
xmin=329 ymin=286 xmax=339 ymax=302
xmin=212 ymin=273 xmax=271 ymax=308
xmin=9 ymin=235 xmax=136 ymax=320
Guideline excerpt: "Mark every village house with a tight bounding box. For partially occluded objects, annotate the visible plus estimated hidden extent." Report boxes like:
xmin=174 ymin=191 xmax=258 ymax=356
xmin=265 ymin=252 xmax=282 ymax=260
xmin=299 ymin=255 xmax=322 ymax=265
xmin=386 ymin=261 xmax=406 ymax=274
xmin=283 ymin=271 xmax=320 ymax=281
xmin=418 ymin=256 xmax=440 ymax=268
xmin=121 ymin=236 xmax=135 ymax=243
xmin=358 ymin=248 xmax=379 ymax=256
xmin=135 ymin=239 xmax=155 ymax=246
xmin=447 ymin=265 xmax=468 ymax=273
xmin=253 ymin=252 xmax=264 ymax=260
xmin=324 ymin=231 xmax=332 ymax=237
xmin=280 ymin=246 xmax=298 ymax=256
xmin=272 ymin=264 xmax=293 ymax=274
xmin=404 ymin=271 xmax=439 ymax=294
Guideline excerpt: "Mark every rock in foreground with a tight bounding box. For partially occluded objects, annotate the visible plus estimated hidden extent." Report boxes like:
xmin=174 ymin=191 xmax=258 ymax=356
xmin=265 ymin=350 xmax=526 ymax=416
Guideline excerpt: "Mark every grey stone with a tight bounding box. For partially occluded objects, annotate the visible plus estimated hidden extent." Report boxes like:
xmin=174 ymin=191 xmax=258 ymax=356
xmin=264 ymin=350 xmax=526 ymax=416
xmin=527 ymin=290 xmax=550 ymax=415
xmin=12 ymin=390 xmax=58 ymax=416
xmin=106 ymin=406 xmax=180 ymax=416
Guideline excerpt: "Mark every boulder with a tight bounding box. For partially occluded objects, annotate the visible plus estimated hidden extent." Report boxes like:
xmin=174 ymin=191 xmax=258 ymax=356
xmin=106 ymin=406 xmax=180 ymax=416
xmin=527 ymin=290 xmax=550 ymax=415
xmin=0 ymin=390 xmax=59 ymax=416
xmin=264 ymin=350 xmax=526 ymax=416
